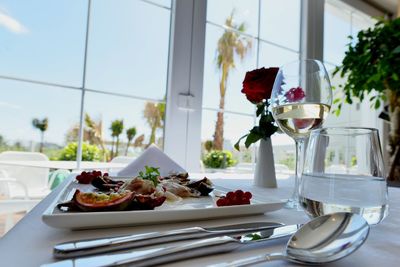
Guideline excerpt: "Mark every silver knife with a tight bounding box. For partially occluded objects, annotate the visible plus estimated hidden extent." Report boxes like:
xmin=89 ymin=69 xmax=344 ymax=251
xmin=44 ymin=224 xmax=300 ymax=267
xmin=54 ymin=222 xmax=283 ymax=259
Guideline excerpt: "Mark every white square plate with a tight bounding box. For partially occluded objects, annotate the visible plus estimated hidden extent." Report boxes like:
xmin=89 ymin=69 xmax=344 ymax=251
xmin=42 ymin=177 xmax=285 ymax=229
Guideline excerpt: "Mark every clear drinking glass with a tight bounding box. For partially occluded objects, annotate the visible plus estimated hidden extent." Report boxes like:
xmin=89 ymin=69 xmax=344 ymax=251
xmin=271 ymin=59 xmax=332 ymax=209
xmin=299 ymin=127 xmax=388 ymax=225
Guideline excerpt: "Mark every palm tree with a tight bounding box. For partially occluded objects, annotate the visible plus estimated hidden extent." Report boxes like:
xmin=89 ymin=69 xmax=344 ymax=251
xmin=143 ymin=102 xmax=165 ymax=147
xmin=32 ymin=118 xmax=48 ymax=153
xmin=110 ymin=120 xmax=124 ymax=159
xmin=133 ymin=134 xmax=145 ymax=148
xmin=85 ymin=113 xmax=108 ymax=161
xmin=213 ymin=12 xmax=252 ymax=150
xmin=125 ymin=127 xmax=137 ymax=156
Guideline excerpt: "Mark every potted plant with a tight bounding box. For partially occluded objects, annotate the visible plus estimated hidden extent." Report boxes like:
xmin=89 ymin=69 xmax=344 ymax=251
xmin=333 ymin=18 xmax=400 ymax=181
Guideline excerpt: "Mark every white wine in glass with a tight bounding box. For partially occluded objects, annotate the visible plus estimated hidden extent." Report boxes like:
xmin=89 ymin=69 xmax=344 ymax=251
xmin=272 ymin=103 xmax=330 ymax=140
xmin=271 ymin=59 xmax=332 ymax=209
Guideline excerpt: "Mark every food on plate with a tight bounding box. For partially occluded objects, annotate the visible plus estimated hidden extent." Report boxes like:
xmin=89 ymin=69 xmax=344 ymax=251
xmin=216 ymin=190 xmax=253 ymax=207
xmin=59 ymin=166 xmax=214 ymax=212
xmin=162 ymin=180 xmax=200 ymax=198
xmin=186 ymin=177 xmax=214 ymax=196
xmin=76 ymin=170 xmax=109 ymax=184
xmin=57 ymin=190 xmax=135 ymax=212
xmin=91 ymin=176 xmax=125 ymax=191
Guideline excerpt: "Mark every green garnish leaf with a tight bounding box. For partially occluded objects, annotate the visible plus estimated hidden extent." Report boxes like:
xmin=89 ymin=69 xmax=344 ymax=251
xmin=138 ymin=166 xmax=160 ymax=186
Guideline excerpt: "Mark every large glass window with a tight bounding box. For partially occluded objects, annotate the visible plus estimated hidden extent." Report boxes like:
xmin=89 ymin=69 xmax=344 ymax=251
xmin=0 ymin=0 xmax=171 ymax=163
xmin=201 ymin=0 xmax=300 ymax=172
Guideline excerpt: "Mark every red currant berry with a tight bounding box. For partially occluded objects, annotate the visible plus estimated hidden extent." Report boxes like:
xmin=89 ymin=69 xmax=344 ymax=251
xmin=235 ymin=190 xmax=244 ymax=198
xmin=226 ymin=192 xmax=235 ymax=200
xmin=216 ymin=198 xmax=226 ymax=207
xmin=244 ymin=191 xmax=252 ymax=200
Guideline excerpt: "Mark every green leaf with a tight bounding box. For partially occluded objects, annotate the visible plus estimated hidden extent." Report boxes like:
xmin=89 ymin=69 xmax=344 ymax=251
xmin=392 ymin=45 xmax=400 ymax=54
xmin=234 ymin=134 xmax=248 ymax=151
xmin=138 ymin=165 xmax=160 ymax=186
xmin=333 ymin=98 xmax=341 ymax=104
xmin=244 ymin=131 xmax=262 ymax=148
xmin=374 ymin=99 xmax=381 ymax=109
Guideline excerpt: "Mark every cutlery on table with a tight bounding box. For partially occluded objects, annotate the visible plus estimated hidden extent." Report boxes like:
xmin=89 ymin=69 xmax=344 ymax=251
xmin=54 ymin=221 xmax=283 ymax=259
xmin=210 ymin=212 xmax=370 ymax=266
xmin=44 ymin=224 xmax=299 ymax=267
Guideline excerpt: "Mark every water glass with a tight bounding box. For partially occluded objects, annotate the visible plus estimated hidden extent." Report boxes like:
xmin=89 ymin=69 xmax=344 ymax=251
xmin=299 ymin=127 xmax=388 ymax=225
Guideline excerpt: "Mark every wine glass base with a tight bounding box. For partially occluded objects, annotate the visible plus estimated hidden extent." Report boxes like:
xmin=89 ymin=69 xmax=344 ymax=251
xmin=284 ymin=198 xmax=303 ymax=211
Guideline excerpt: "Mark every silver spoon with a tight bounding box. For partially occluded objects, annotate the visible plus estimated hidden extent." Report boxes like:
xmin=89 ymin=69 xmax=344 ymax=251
xmin=211 ymin=212 xmax=370 ymax=266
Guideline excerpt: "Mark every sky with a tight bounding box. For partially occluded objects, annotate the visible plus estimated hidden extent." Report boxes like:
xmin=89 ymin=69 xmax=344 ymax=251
xmin=0 ymin=0 xmax=374 ymax=153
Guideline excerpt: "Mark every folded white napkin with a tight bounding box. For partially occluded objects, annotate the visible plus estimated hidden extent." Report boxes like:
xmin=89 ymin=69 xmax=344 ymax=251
xmin=117 ymin=144 xmax=186 ymax=177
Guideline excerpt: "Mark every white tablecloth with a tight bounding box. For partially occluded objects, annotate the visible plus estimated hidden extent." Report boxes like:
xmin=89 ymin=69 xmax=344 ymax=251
xmin=0 ymin=173 xmax=399 ymax=267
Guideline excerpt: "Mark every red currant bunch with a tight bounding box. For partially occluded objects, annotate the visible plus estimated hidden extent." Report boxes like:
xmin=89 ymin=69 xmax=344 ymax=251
xmin=216 ymin=190 xmax=252 ymax=207
xmin=76 ymin=170 xmax=109 ymax=184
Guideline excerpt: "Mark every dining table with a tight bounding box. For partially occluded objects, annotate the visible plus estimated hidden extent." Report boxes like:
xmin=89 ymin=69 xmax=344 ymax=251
xmin=0 ymin=172 xmax=399 ymax=267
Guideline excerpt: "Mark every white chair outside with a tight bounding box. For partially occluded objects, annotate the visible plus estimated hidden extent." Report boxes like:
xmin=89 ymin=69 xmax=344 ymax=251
xmin=0 ymin=151 xmax=51 ymax=199
xmin=0 ymin=151 xmax=53 ymax=234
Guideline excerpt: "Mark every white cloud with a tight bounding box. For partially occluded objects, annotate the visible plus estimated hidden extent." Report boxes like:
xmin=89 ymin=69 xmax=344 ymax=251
xmin=0 ymin=10 xmax=28 ymax=34
xmin=0 ymin=101 xmax=22 ymax=109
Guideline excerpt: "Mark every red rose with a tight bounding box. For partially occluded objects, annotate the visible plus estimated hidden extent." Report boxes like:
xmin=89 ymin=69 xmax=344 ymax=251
xmin=241 ymin=67 xmax=279 ymax=103
xmin=285 ymin=87 xmax=305 ymax=102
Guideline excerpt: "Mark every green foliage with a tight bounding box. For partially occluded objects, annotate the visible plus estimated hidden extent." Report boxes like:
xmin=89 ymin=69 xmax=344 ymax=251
xmin=58 ymin=142 xmax=101 ymax=161
xmin=333 ymin=18 xmax=400 ymax=112
xmin=138 ymin=166 xmax=160 ymax=186
xmin=203 ymin=150 xmax=237 ymax=169
xmin=235 ymin=102 xmax=278 ymax=151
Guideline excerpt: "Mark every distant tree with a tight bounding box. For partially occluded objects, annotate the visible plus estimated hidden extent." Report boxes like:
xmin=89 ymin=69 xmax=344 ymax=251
xmin=213 ymin=12 xmax=252 ymax=150
xmin=85 ymin=114 xmax=108 ymax=161
xmin=110 ymin=120 xmax=124 ymax=158
xmin=204 ymin=140 xmax=214 ymax=152
xmin=0 ymin=134 xmax=6 ymax=147
xmin=125 ymin=127 xmax=137 ymax=156
xmin=133 ymin=134 xmax=145 ymax=148
xmin=32 ymin=118 xmax=48 ymax=153
xmin=64 ymin=114 xmax=109 ymax=161
xmin=143 ymin=102 xmax=165 ymax=147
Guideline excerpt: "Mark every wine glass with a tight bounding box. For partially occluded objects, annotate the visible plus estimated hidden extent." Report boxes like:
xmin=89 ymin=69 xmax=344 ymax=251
xmin=299 ymin=127 xmax=388 ymax=224
xmin=271 ymin=59 xmax=332 ymax=209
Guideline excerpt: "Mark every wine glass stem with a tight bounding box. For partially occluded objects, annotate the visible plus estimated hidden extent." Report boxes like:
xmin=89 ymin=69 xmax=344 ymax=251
xmin=293 ymin=138 xmax=305 ymax=202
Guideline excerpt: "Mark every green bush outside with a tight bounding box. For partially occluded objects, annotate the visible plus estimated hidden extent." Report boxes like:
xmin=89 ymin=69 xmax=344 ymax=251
xmin=59 ymin=142 xmax=101 ymax=161
xmin=203 ymin=150 xmax=237 ymax=169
